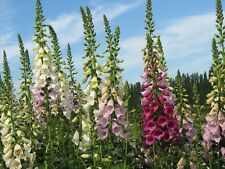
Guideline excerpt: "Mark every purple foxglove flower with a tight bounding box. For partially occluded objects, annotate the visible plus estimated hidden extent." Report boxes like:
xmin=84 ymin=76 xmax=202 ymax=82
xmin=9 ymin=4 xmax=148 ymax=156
xmin=120 ymin=132 xmax=129 ymax=140
xmin=112 ymin=122 xmax=122 ymax=137
xmin=94 ymin=104 xmax=106 ymax=118
xmin=96 ymin=117 xmax=109 ymax=128
xmin=167 ymin=118 xmax=178 ymax=129
xmin=105 ymin=99 xmax=114 ymax=115
xmin=161 ymin=89 xmax=170 ymax=96
xmin=143 ymin=120 xmax=156 ymax=135
xmin=163 ymin=131 xmax=171 ymax=142
xmin=97 ymin=128 xmax=109 ymax=140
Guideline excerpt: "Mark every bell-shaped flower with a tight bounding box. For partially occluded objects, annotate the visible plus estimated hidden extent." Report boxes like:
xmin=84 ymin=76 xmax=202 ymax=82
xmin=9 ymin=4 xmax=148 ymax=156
xmin=72 ymin=131 xmax=80 ymax=146
xmin=97 ymin=128 xmax=109 ymax=139
xmin=112 ymin=122 xmax=122 ymax=137
xmin=90 ymin=76 xmax=98 ymax=89
xmin=10 ymin=158 xmax=22 ymax=169
xmin=13 ymin=144 xmax=23 ymax=159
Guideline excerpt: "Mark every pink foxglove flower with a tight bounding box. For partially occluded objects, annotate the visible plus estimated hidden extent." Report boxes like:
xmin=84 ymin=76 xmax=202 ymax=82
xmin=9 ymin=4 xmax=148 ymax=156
xmin=203 ymin=115 xmax=225 ymax=150
xmin=221 ymin=147 xmax=225 ymax=159
xmin=95 ymin=90 xmax=128 ymax=139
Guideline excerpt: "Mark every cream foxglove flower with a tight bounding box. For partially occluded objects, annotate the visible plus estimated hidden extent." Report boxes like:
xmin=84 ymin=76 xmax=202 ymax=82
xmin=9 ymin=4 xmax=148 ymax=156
xmin=13 ymin=144 xmax=23 ymax=159
xmin=177 ymin=157 xmax=185 ymax=169
xmin=90 ymin=76 xmax=98 ymax=88
xmin=72 ymin=131 xmax=80 ymax=146
xmin=10 ymin=158 xmax=22 ymax=169
xmin=3 ymin=149 xmax=12 ymax=162
xmin=83 ymin=84 xmax=91 ymax=95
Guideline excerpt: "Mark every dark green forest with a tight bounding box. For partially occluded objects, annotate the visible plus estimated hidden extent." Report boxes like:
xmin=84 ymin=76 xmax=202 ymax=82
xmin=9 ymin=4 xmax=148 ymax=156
xmin=127 ymin=70 xmax=212 ymax=116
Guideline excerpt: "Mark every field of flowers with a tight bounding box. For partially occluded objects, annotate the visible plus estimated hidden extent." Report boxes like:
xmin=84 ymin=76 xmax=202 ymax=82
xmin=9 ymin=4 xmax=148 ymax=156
xmin=0 ymin=0 xmax=225 ymax=168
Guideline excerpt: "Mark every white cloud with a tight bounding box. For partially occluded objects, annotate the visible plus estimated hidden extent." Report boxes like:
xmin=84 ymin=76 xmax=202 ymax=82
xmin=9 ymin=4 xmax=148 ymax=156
xmin=1 ymin=1 xmax=141 ymax=61
xmin=120 ymin=36 xmax=145 ymax=68
xmin=160 ymin=13 xmax=215 ymax=60
xmin=48 ymin=0 xmax=142 ymax=47
xmin=119 ymin=13 xmax=216 ymax=79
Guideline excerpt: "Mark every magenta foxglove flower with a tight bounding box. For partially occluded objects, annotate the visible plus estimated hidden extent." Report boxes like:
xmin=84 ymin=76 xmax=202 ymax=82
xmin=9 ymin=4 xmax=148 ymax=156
xmin=142 ymin=67 xmax=180 ymax=147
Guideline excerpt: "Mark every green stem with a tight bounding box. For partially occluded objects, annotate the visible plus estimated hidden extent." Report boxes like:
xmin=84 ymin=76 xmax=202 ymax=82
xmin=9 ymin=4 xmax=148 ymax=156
xmin=123 ymin=140 xmax=128 ymax=169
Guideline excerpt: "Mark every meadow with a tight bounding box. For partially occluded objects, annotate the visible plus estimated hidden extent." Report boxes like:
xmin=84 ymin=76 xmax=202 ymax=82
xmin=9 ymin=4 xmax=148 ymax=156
xmin=0 ymin=0 xmax=225 ymax=168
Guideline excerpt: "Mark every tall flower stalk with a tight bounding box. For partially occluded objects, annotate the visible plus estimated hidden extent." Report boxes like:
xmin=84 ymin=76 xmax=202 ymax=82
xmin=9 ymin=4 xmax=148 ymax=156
xmin=32 ymin=0 xmax=60 ymax=167
xmin=95 ymin=15 xmax=128 ymax=140
xmin=48 ymin=25 xmax=75 ymax=119
xmin=0 ymin=51 xmax=22 ymax=169
xmin=174 ymin=70 xmax=196 ymax=169
xmin=92 ymin=15 xmax=129 ymax=167
xmin=17 ymin=34 xmax=37 ymax=168
xmin=73 ymin=6 xmax=102 ymax=168
xmin=203 ymin=1 xmax=225 ymax=167
xmin=174 ymin=70 xmax=196 ymax=141
xmin=141 ymin=0 xmax=180 ymax=167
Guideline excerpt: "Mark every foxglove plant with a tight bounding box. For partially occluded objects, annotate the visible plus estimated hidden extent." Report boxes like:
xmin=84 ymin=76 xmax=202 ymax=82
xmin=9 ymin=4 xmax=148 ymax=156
xmin=32 ymin=0 xmax=60 ymax=120
xmin=31 ymin=0 xmax=61 ymax=167
xmin=174 ymin=70 xmax=196 ymax=142
xmin=72 ymin=8 xmax=102 ymax=168
xmin=49 ymin=25 xmax=75 ymax=119
xmin=174 ymin=71 xmax=197 ymax=169
xmin=0 ymin=51 xmax=22 ymax=169
xmin=94 ymin=15 xmax=128 ymax=140
xmin=203 ymin=0 xmax=225 ymax=165
xmin=16 ymin=34 xmax=37 ymax=168
xmin=142 ymin=0 xmax=180 ymax=148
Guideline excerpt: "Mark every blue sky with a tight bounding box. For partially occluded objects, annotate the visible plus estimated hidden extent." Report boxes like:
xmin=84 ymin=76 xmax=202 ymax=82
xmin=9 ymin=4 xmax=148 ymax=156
xmin=0 ymin=0 xmax=222 ymax=88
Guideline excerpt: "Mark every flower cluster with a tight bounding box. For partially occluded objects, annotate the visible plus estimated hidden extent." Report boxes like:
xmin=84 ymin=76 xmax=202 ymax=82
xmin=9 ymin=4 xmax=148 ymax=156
xmin=142 ymin=67 xmax=180 ymax=147
xmin=182 ymin=121 xmax=196 ymax=142
xmin=94 ymin=84 xmax=128 ymax=139
xmin=72 ymin=114 xmax=92 ymax=152
xmin=32 ymin=44 xmax=60 ymax=118
xmin=0 ymin=112 xmax=36 ymax=169
xmin=203 ymin=109 xmax=225 ymax=156
xmin=174 ymin=70 xmax=196 ymax=142
xmin=58 ymin=71 xmax=75 ymax=119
